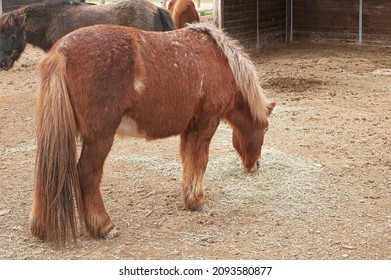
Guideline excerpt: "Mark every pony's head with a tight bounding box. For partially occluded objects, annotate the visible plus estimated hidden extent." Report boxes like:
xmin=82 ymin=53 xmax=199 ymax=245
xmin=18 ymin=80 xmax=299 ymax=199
xmin=0 ymin=11 xmax=27 ymax=70
xmin=232 ymin=101 xmax=276 ymax=173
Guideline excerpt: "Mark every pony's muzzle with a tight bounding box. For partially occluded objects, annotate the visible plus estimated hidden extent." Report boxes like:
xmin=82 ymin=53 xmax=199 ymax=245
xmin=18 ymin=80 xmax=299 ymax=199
xmin=0 ymin=53 xmax=14 ymax=71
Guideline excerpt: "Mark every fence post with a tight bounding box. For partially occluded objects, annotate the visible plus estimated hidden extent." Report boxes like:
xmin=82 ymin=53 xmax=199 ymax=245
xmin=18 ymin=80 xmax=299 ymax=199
xmin=358 ymin=0 xmax=363 ymax=44
xmin=0 ymin=0 xmax=3 ymax=14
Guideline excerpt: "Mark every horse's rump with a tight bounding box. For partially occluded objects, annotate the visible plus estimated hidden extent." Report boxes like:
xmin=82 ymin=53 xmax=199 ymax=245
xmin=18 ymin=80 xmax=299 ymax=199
xmin=158 ymin=7 xmax=176 ymax=31
xmin=169 ymin=0 xmax=200 ymax=29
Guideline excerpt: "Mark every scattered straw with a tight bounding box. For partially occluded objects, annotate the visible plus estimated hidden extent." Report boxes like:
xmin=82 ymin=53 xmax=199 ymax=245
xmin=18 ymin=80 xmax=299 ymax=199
xmin=110 ymin=127 xmax=324 ymax=211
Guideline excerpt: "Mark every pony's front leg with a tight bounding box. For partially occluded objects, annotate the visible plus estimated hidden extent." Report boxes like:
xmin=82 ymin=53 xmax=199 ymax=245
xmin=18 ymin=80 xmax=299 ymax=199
xmin=78 ymin=137 xmax=115 ymax=238
xmin=180 ymin=117 xmax=219 ymax=210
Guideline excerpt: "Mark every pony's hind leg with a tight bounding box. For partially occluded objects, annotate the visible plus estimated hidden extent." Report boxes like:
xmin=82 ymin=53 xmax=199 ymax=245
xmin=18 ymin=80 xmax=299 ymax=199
xmin=180 ymin=117 xmax=220 ymax=210
xmin=78 ymin=136 xmax=116 ymax=238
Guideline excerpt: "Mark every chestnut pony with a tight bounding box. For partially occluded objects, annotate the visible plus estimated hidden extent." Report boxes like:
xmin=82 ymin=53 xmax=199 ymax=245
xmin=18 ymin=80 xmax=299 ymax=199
xmin=168 ymin=0 xmax=200 ymax=29
xmin=31 ymin=23 xmax=276 ymax=246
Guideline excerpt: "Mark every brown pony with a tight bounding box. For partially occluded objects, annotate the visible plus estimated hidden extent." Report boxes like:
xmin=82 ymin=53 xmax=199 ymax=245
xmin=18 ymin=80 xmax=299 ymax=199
xmin=30 ymin=23 xmax=276 ymax=246
xmin=168 ymin=0 xmax=200 ymax=29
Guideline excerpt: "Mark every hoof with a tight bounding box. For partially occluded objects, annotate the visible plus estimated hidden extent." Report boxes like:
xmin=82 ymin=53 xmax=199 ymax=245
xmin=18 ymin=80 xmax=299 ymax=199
xmin=85 ymin=214 xmax=115 ymax=238
xmin=29 ymin=215 xmax=45 ymax=240
xmin=105 ymin=227 xmax=119 ymax=239
xmin=245 ymin=160 xmax=259 ymax=173
xmin=184 ymin=192 xmax=205 ymax=211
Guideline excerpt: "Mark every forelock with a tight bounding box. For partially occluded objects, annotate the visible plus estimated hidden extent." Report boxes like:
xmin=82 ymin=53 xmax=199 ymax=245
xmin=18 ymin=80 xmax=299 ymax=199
xmin=0 ymin=13 xmax=14 ymax=28
xmin=0 ymin=7 xmax=27 ymax=30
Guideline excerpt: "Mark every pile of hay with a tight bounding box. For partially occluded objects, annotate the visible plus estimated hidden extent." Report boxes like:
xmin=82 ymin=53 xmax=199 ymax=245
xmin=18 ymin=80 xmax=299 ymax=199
xmin=110 ymin=124 xmax=324 ymax=212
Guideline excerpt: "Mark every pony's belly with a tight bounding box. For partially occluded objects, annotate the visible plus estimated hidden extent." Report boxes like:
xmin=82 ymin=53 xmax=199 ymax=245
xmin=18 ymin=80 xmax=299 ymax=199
xmin=116 ymin=116 xmax=146 ymax=138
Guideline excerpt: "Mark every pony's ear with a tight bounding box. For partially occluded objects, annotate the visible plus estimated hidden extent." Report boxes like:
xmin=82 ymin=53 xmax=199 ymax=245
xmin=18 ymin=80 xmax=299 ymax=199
xmin=267 ymin=101 xmax=277 ymax=116
xmin=12 ymin=14 xmax=26 ymax=28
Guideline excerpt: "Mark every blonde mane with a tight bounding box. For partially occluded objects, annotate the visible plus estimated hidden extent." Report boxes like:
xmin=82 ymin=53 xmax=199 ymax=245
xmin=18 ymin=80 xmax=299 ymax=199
xmin=187 ymin=23 xmax=272 ymax=123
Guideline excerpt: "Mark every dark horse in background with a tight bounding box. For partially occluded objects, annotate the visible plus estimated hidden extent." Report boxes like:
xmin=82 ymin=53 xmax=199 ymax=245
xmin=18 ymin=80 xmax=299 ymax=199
xmin=0 ymin=0 xmax=175 ymax=70
xmin=31 ymin=22 xmax=276 ymax=246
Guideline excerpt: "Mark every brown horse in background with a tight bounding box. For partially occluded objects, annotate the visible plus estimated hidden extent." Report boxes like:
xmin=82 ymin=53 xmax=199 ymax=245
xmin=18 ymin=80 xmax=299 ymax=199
xmin=168 ymin=0 xmax=200 ymax=29
xmin=0 ymin=0 xmax=174 ymax=70
xmin=31 ymin=23 xmax=276 ymax=246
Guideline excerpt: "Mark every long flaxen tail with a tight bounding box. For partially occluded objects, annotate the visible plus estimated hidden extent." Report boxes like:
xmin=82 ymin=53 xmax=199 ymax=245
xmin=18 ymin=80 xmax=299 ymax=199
xmin=30 ymin=50 xmax=82 ymax=246
xmin=187 ymin=23 xmax=274 ymax=123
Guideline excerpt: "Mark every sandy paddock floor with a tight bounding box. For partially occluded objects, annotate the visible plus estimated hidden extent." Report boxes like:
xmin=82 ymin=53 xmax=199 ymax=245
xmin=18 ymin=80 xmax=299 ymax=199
xmin=0 ymin=41 xmax=390 ymax=259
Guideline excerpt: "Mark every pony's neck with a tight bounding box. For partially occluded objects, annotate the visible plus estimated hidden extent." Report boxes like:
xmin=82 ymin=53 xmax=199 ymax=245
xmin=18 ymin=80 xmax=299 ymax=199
xmin=24 ymin=3 xmax=61 ymax=51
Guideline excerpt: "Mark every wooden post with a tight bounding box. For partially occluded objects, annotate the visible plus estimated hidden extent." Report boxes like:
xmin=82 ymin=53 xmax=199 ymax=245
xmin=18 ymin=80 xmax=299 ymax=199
xmin=0 ymin=0 xmax=3 ymax=15
xmin=214 ymin=0 xmax=223 ymax=28
xmin=197 ymin=0 xmax=200 ymax=8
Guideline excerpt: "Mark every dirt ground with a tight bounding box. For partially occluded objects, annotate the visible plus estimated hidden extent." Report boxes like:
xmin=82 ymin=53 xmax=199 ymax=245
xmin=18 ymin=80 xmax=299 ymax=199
xmin=0 ymin=40 xmax=390 ymax=260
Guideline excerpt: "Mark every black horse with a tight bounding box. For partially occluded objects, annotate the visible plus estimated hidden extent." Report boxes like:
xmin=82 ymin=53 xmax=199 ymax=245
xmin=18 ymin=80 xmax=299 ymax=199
xmin=0 ymin=0 xmax=175 ymax=70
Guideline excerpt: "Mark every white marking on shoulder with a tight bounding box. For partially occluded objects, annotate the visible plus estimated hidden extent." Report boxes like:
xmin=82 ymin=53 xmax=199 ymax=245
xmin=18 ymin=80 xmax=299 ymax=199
xmin=134 ymin=78 xmax=145 ymax=94
xmin=116 ymin=116 xmax=146 ymax=138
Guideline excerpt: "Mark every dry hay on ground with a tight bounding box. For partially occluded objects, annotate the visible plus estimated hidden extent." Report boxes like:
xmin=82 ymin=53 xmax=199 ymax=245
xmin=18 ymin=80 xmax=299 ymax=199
xmin=110 ymin=123 xmax=324 ymax=214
